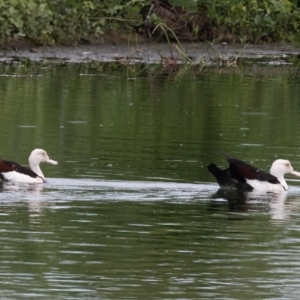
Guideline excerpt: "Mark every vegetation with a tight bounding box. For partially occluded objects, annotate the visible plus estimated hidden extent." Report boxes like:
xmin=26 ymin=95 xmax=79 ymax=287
xmin=0 ymin=0 xmax=300 ymax=45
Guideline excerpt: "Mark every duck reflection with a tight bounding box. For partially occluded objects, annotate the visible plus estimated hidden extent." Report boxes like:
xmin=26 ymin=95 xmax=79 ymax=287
xmin=0 ymin=181 xmax=45 ymax=193
xmin=0 ymin=182 xmax=49 ymax=218
xmin=209 ymin=189 xmax=288 ymax=220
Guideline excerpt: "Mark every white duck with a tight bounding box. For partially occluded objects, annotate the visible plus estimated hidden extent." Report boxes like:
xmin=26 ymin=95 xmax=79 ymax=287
xmin=0 ymin=149 xmax=57 ymax=183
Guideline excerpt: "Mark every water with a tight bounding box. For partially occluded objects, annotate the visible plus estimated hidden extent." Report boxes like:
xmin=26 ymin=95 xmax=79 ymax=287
xmin=0 ymin=63 xmax=300 ymax=299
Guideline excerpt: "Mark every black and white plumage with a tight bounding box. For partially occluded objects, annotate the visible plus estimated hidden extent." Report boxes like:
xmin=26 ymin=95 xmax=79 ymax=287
xmin=0 ymin=149 xmax=57 ymax=183
xmin=208 ymin=152 xmax=300 ymax=192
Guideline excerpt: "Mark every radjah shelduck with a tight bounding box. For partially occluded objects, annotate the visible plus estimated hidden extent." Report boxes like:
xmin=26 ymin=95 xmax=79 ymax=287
xmin=0 ymin=149 xmax=57 ymax=183
xmin=208 ymin=152 xmax=300 ymax=192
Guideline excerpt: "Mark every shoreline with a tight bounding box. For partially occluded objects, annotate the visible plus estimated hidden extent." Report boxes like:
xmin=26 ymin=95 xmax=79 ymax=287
xmin=1 ymin=40 xmax=300 ymax=65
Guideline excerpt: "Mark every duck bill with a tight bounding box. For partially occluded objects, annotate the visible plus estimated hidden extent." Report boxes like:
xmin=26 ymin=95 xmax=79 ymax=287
xmin=291 ymin=170 xmax=300 ymax=177
xmin=46 ymin=159 xmax=58 ymax=165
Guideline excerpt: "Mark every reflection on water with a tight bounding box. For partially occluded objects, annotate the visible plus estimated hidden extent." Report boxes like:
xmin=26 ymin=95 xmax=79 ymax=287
xmin=210 ymin=188 xmax=292 ymax=221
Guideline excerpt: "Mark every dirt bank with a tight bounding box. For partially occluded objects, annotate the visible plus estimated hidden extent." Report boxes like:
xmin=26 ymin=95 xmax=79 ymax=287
xmin=0 ymin=38 xmax=300 ymax=65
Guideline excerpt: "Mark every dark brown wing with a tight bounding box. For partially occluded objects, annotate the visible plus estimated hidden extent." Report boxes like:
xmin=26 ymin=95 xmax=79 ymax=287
xmin=0 ymin=160 xmax=39 ymax=178
xmin=222 ymin=152 xmax=280 ymax=184
xmin=0 ymin=160 xmax=14 ymax=172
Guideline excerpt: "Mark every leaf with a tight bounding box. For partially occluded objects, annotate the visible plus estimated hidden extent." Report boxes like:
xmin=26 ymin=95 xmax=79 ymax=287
xmin=9 ymin=16 xmax=23 ymax=29
xmin=254 ymin=14 xmax=261 ymax=26
xmin=8 ymin=6 xmax=18 ymax=15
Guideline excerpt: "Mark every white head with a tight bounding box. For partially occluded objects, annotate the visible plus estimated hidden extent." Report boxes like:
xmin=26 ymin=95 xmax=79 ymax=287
xmin=27 ymin=149 xmax=57 ymax=181
xmin=270 ymin=159 xmax=300 ymax=177
xmin=29 ymin=149 xmax=58 ymax=166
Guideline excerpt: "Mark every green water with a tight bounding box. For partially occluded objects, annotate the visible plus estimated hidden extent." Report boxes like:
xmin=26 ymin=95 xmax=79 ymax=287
xmin=0 ymin=63 xmax=300 ymax=299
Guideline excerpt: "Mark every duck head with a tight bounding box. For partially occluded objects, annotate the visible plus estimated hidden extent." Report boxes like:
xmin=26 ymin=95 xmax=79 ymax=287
xmin=29 ymin=149 xmax=58 ymax=166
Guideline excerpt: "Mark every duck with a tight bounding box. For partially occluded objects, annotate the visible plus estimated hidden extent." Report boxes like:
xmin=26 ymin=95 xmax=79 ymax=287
xmin=207 ymin=152 xmax=300 ymax=192
xmin=0 ymin=149 xmax=57 ymax=183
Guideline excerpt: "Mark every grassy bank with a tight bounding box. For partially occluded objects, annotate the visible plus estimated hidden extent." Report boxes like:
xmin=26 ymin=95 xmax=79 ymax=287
xmin=1 ymin=0 xmax=300 ymax=45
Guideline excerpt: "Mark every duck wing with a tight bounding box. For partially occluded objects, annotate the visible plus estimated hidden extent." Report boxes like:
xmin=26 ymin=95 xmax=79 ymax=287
xmin=222 ymin=153 xmax=280 ymax=184
xmin=0 ymin=160 xmax=15 ymax=172
xmin=207 ymin=163 xmax=254 ymax=190
xmin=0 ymin=160 xmax=39 ymax=180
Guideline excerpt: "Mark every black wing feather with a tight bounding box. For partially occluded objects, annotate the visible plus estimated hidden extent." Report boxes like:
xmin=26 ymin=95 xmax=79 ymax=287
xmin=1 ymin=160 xmax=39 ymax=179
xmin=207 ymin=163 xmax=254 ymax=191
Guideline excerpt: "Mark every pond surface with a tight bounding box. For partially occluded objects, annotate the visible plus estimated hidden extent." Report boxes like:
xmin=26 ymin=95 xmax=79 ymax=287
xmin=0 ymin=63 xmax=300 ymax=299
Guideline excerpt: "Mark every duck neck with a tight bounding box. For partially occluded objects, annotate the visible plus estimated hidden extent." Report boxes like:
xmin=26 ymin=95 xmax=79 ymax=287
xmin=278 ymin=176 xmax=288 ymax=190
xmin=29 ymin=162 xmax=45 ymax=180
xmin=272 ymin=173 xmax=288 ymax=190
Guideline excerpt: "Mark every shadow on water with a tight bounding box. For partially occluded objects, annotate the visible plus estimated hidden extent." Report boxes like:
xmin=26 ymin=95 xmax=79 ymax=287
xmin=207 ymin=185 xmax=300 ymax=221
